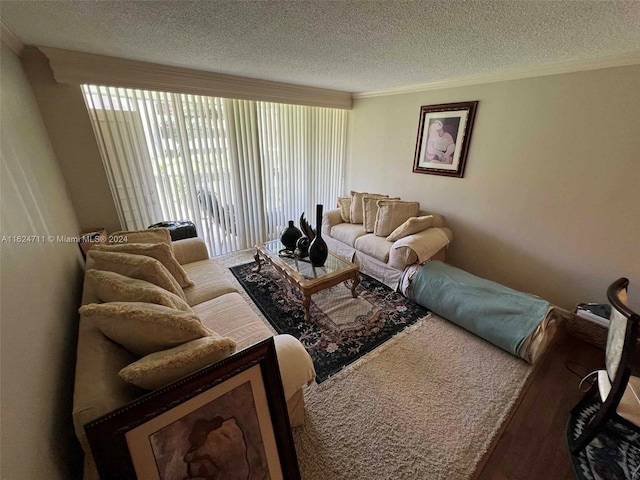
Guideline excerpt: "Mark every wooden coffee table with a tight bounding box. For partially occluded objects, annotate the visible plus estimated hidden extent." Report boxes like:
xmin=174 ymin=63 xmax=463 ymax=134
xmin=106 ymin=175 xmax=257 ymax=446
xmin=254 ymin=239 xmax=360 ymax=321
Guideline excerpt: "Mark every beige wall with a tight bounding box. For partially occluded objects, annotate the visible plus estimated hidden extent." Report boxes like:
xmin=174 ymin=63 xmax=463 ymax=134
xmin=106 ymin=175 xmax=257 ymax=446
xmin=1 ymin=44 xmax=84 ymax=478
xmin=21 ymin=47 xmax=121 ymax=233
xmin=348 ymin=65 xmax=640 ymax=310
xmin=10 ymin=45 xmax=639 ymax=311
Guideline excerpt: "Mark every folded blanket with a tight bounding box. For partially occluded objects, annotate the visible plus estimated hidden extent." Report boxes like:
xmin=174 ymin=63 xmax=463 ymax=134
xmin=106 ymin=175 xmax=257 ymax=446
xmin=407 ymin=261 xmax=551 ymax=358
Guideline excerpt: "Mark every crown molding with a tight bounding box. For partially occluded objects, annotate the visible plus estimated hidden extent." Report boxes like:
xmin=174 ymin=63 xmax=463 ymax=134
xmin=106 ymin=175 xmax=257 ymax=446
xmin=39 ymin=46 xmax=353 ymax=109
xmin=354 ymin=51 xmax=640 ymax=99
xmin=1 ymin=20 xmax=24 ymax=55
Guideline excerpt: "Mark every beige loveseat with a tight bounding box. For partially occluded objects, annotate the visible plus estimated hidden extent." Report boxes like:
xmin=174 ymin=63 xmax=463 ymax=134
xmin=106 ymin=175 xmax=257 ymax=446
xmin=73 ymin=235 xmax=315 ymax=480
xmin=323 ymin=196 xmax=453 ymax=288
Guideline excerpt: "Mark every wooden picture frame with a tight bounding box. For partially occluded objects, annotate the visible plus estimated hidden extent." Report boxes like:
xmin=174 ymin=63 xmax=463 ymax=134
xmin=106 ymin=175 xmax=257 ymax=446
xmin=85 ymin=338 xmax=301 ymax=480
xmin=412 ymin=101 xmax=478 ymax=178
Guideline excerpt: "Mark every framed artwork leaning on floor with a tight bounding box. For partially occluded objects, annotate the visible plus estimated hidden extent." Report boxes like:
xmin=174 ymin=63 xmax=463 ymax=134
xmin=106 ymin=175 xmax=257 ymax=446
xmin=85 ymin=337 xmax=301 ymax=480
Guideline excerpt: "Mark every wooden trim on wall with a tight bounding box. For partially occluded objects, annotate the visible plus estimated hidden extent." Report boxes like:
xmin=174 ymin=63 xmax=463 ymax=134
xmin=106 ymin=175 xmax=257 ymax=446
xmin=354 ymin=50 xmax=640 ymax=98
xmin=39 ymin=46 xmax=353 ymax=109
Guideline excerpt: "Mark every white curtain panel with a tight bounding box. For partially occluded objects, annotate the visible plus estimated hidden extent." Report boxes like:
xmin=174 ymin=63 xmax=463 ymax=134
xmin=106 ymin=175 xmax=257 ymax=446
xmin=82 ymin=85 xmax=348 ymax=256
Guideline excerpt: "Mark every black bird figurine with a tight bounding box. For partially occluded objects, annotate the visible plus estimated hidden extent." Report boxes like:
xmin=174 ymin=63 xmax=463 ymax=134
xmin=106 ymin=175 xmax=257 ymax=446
xmin=295 ymin=212 xmax=315 ymax=258
xmin=299 ymin=212 xmax=315 ymax=241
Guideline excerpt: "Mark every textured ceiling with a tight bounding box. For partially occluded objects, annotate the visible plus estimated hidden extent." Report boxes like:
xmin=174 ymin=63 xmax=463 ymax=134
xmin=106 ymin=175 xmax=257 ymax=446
xmin=2 ymin=0 xmax=640 ymax=93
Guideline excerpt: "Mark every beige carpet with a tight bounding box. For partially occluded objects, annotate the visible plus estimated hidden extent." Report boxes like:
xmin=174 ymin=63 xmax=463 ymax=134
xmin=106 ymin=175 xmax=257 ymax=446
xmin=214 ymin=250 xmax=533 ymax=480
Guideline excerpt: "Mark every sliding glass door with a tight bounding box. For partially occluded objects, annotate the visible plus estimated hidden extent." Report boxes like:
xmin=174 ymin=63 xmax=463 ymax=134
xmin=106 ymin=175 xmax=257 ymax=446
xmin=82 ymin=85 xmax=348 ymax=256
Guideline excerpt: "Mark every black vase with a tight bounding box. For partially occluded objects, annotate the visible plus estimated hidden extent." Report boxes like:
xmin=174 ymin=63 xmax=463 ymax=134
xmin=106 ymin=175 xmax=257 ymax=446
xmin=280 ymin=220 xmax=302 ymax=251
xmin=309 ymin=204 xmax=328 ymax=267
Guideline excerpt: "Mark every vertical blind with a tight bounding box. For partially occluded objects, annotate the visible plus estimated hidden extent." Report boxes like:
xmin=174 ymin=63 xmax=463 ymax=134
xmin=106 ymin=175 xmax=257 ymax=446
xmin=81 ymin=85 xmax=348 ymax=256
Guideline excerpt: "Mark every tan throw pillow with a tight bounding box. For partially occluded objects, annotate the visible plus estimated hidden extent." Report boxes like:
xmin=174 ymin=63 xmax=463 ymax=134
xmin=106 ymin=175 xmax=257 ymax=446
xmin=87 ymin=250 xmax=186 ymax=300
xmin=93 ymin=242 xmax=194 ymax=288
xmin=119 ymin=336 xmax=237 ymax=390
xmin=109 ymin=227 xmax=172 ymax=247
xmin=337 ymin=197 xmax=352 ymax=223
xmin=363 ymin=196 xmax=400 ymax=233
xmin=79 ymin=302 xmax=211 ymax=356
xmin=350 ymin=191 xmax=389 ymax=224
xmin=386 ymin=215 xmax=434 ymax=242
xmin=374 ymin=200 xmax=420 ymax=237
xmin=86 ymin=269 xmax=192 ymax=312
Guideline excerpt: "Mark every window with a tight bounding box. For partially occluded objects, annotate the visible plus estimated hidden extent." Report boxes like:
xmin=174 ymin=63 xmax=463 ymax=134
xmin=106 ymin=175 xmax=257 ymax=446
xmin=82 ymin=85 xmax=348 ymax=255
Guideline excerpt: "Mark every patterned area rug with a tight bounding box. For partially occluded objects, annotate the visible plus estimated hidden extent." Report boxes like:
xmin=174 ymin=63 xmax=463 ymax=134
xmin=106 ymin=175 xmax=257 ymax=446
xmin=568 ymin=399 xmax=640 ymax=479
xmin=229 ymin=261 xmax=429 ymax=382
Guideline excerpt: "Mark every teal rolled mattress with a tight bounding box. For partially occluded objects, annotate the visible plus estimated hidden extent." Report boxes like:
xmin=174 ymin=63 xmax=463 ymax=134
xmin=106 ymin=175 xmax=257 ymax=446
xmin=403 ymin=261 xmax=553 ymax=361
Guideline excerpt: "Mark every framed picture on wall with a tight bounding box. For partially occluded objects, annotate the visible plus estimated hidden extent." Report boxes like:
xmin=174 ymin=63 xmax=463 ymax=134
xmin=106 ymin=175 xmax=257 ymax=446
xmin=85 ymin=338 xmax=301 ymax=480
xmin=412 ymin=101 xmax=478 ymax=178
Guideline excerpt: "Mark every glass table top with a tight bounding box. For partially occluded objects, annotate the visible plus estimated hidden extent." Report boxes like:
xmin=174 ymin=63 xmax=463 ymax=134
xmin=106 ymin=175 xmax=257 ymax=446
xmin=262 ymin=239 xmax=353 ymax=280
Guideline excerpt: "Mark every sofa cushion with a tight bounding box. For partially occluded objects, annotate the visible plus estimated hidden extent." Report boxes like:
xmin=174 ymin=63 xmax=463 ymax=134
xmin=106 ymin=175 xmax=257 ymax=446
xmin=374 ymin=200 xmax=420 ymax=237
xmin=87 ymin=250 xmax=186 ymax=300
xmin=330 ymin=223 xmax=368 ymax=247
xmin=79 ymin=302 xmax=212 ymax=356
xmin=387 ymin=215 xmax=434 ymax=242
xmin=350 ymin=191 xmax=388 ymax=224
xmin=182 ymin=259 xmax=239 ymax=306
xmin=72 ymin=318 xmax=142 ymax=458
xmin=354 ymin=234 xmax=393 ymax=263
xmin=119 ymin=336 xmax=237 ymax=390
xmin=419 ymin=210 xmax=447 ymax=228
xmin=86 ymin=269 xmax=192 ymax=312
xmin=193 ymin=292 xmax=273 ymax=350
xmin=93 ymin=242 xmax=194 ymax=288
xmin=109 ymin=227 xmax=172 ymax=247
xmin=337 ymin=197 xmax=352 ymax=223
xmin=172 ymin=237 xmax=210 ymax=265
xmin=363 ymin=196 xmax=400 ymax=233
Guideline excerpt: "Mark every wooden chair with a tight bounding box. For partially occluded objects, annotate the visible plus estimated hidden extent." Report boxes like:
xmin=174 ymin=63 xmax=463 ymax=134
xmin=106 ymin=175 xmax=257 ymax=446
xmin=569 ymin=277 xmax=640 ymax=454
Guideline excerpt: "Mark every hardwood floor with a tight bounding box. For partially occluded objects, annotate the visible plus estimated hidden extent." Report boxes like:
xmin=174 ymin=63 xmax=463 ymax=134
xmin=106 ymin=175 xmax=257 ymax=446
xmin=473 ymin=327 xmax=603 ymax=480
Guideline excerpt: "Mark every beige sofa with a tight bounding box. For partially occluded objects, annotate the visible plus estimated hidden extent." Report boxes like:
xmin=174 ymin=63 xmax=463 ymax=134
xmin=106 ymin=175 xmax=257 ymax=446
xmin=323 ymin=208 xmax=453 ymax=288
xmin=73 ymin=236 xmax=315 ymax=480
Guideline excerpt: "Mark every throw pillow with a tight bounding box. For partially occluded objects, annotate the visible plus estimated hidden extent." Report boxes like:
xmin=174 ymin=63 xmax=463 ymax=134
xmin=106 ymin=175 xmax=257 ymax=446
xmin=108 ymin=227 xmax=172 ymax=247
xmin=119 ymin=336 xmax=237 ymax=390
xmin=363 ymin=195 xmax=400 ymax=233
xmin=386 ymin=215 xmax=434 ymax=242
xmin=350 ymin=191 xmax=389 ymax=224
xmin=79 ymin=302 xmax=211 ymax=356
xmin=337 ymin=197 xmax=352 ymax=223
xmin=93 ymin=242 xmax=194 ymax=288
xmin=374 ymin=200 xmax=420 ymax=237
xmin=86 ymin=269 xmax=192 ymax=312
xmin=87 ymin=250 xmax=186 ymax=300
